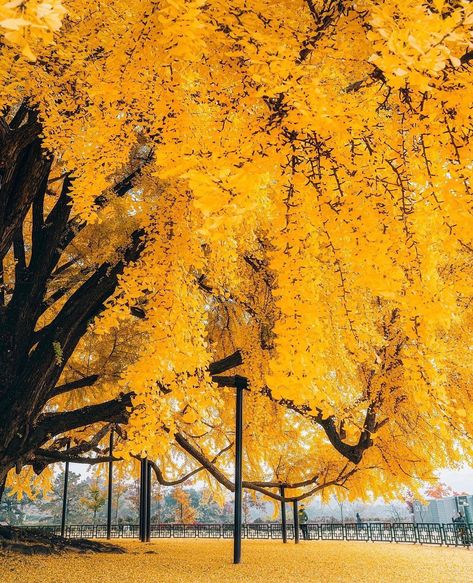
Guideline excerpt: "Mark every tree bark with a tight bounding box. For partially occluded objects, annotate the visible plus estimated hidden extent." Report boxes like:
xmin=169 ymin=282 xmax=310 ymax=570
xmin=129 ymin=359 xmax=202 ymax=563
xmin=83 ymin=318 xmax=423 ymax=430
xmin=0 ymin=525 xmax=125 ymax=554
xmin=0 ymin=107 xmax=146 ymax=485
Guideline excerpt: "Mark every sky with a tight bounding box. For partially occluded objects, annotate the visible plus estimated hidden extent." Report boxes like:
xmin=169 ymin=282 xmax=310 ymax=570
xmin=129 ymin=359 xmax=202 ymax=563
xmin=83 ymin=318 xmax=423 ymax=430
xmin=439 ymin=467 xmax=473 ymax=494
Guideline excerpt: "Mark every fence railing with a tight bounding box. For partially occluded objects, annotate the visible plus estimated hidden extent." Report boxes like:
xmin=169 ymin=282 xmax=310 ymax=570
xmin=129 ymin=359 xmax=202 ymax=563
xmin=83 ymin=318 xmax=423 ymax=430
xmin=23 ymin=522 xmax=472 ymax=547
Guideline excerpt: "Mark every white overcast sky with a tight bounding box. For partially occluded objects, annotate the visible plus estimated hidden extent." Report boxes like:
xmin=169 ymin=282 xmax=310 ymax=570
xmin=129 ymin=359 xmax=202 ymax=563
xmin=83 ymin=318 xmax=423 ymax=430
xmin=439 ymin=466 xmax=473 ymax=493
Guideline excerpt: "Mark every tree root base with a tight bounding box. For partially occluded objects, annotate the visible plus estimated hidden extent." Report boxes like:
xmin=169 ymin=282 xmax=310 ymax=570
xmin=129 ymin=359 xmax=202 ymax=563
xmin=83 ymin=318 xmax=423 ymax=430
xmin=0 ymin=525 xmax=126 ymax=555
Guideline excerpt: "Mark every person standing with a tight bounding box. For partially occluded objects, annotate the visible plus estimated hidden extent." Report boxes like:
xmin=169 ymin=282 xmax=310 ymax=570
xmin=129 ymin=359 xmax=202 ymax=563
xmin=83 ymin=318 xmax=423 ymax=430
xmin=299 ymin=504 xmax=309 ymax=540
xmin=356 ymin=513 xmax=363 ymax=527
xmin=453 ymin=511 xmax=469 ymax=546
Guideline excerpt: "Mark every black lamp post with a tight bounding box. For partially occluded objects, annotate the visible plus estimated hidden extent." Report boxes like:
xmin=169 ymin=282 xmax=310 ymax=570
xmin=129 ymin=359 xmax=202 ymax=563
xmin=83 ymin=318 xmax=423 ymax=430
xmin=293 ymin=500 xmax=300 ymax=544
xmin=212 ymin=373 xmax=248 ymax=564
xmin=139 ymin=458 xmax=149 ymax=542
xmin=138 ymin=457 xmax=152 ymax=542
xmin=233 ymin=376 xmax=247 ymax=564
xmin=60 ymin=440 xmax=71 ymax=538
xmin=106 ymin=429 xmax=114 ymax=540
xmin=279 ymin=486 xmax=287 ymax=543
xmin=146 ymin=460 xmax=152 ymax=542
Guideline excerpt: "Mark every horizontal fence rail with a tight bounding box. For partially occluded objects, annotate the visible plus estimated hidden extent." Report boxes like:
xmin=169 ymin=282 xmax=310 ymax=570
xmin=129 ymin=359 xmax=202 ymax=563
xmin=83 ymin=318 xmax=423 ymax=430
xmin=23 ymin=522 xmax=472 ymax=547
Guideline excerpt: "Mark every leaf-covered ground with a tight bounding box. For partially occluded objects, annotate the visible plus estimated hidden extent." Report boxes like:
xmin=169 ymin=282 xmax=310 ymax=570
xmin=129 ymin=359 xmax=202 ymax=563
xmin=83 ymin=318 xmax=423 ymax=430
xmin=1 ymin=539 xmax=472 ymax=582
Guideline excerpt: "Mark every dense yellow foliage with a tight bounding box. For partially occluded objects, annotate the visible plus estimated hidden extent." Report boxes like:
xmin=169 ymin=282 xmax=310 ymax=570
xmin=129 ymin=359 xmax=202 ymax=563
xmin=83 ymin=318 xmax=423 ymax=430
xmin=0 ymin=0 xmax=66 ymax=60
xmin=1 ymin=540 xmax=473 ymax=583
xmin=2 ymin=0 xmax=473 ymax=501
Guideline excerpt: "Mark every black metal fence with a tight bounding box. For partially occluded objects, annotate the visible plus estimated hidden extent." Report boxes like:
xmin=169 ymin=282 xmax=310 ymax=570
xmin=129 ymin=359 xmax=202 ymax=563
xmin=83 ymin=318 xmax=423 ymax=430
xmin=24 ymin=522 xmax=472 ymax=547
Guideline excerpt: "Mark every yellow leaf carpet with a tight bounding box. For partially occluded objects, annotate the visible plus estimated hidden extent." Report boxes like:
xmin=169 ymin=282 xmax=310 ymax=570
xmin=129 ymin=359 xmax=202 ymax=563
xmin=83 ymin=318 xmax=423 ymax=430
xmin=1 ymin=539 xmax=472 ymax=583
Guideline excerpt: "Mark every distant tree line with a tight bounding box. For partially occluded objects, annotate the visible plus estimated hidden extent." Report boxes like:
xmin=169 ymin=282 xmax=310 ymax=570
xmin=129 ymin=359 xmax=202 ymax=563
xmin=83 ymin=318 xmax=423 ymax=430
xmin=0 ymin=470 xmax=267 ymax=526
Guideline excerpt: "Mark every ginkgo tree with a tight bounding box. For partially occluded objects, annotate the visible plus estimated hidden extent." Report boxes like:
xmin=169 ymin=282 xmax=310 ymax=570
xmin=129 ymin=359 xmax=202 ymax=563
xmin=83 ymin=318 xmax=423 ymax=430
xmin=0 ymin=0 xmax=472 ymax=509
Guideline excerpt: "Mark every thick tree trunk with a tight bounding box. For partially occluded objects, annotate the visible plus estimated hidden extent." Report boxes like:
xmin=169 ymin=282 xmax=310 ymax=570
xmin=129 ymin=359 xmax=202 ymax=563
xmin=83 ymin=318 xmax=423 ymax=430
xmin=0 ymin=106 xmax=144 ymax=482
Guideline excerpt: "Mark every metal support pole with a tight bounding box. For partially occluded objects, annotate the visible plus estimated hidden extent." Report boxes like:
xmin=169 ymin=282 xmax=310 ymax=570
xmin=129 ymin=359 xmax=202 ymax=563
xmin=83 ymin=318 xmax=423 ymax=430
xmin=280 ymin=486 xmax=287 ymax=543
xmin=138 ymin=473 xmax=141 ymax=541
xmin=106 ymin=429 xmax=114 ymax=540
xmin=233 ymin=379 xmax=246 ymax=564
xmin=139 ymin=458 xmax=148 ymax=542
xmin=293 ymin=500 xmax=300 ymax=544
xmin=146 ymin=460 xmax=152 ymax=542
xmin=139 ymin=460 xmax=143 ymax=541
xmin=60 ymin=440 xmax=71 ymax=538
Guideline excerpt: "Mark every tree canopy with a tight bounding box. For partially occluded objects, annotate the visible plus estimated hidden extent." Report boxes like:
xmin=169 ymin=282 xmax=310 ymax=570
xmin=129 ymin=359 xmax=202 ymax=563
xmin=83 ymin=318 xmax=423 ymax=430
xmin=1 ymin=0 xmax=472 ymax=504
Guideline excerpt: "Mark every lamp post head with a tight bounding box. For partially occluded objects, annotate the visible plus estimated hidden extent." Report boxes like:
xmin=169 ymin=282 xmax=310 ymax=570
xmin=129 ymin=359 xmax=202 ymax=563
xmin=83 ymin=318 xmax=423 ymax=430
xmin=234 ymin=375 xmax=249 ymax=390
